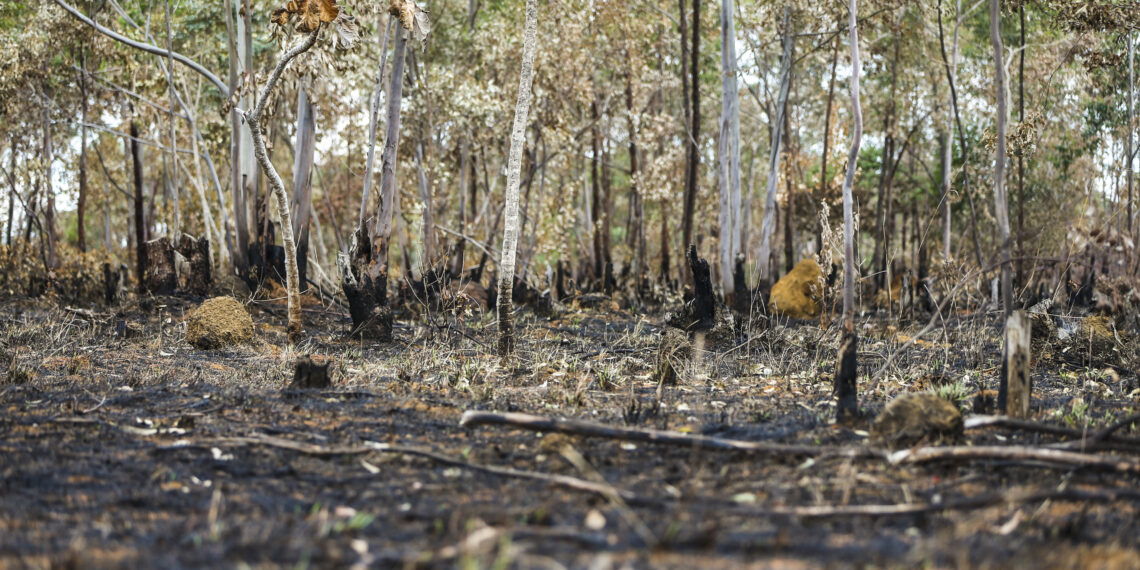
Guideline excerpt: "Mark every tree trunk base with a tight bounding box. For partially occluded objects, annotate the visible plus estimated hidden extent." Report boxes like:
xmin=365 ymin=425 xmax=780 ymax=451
xmin=143 ymin=237 xmax=176 ymax=295
xmin=177 ymin=235 xmax=212 ymax=296
xmin=835 ymin=327 xmax=859 ymax=424
xmin=291 ymin=355 xmax=332 ymax=389
xmin=339 ymin=228 xmax=393 ymax=341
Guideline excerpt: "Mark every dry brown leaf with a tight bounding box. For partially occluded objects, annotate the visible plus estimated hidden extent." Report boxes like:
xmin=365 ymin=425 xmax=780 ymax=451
xmin=273 ymin=0 xmax=341 ymax=33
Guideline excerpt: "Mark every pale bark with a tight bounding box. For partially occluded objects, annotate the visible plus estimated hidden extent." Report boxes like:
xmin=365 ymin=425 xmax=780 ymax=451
xmin=244 ymin=28 xmax=321 ymax=344
xmin=359 ymin=15 xmax=395 ymax=229
xmin=990 ymin=0 xmax=1011 ymax=316
xmin=497 ymin=0 xmax=539 ymax=356
xmin=836 ymin=0 xmax=863 ymax=421
xmin=290 ymin=80 xmax=317 ymax=288
xmin=1128 ymin=33 xmax=1134 ymax=238
xmin=757 ymin=8 xmax=793 ymax=284
xmin=164 ymin=0 xmax=180 ymax=241
xmin=41 ymin=104 xmax=57 ymax=270
xmin=224 ymin=0 xmax=249 ymax=273
xmin=717 ymin=0 xmax=742 ymax=299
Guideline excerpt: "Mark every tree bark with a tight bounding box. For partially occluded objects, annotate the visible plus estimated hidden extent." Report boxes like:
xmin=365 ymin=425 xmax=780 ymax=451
xmin=291 ymin=79 xmax=317 ymax=290
xmin=245 ymin=28 xmax=320 ymax=344
xmin=991 ymin=0 xmax=1014 ymax=405
xmin=836 ymin=0 xmax=863 ymax=422
xmin=757 ymin=8 xmax=793 ymax=286
xmin=41 ymin=104 xmax=57 ymax=271
xmin=818 ymin=35 xmax=839 ymax=256
xmin=77 ymin=60 xmax=88 ymax=253
xmin=680 ymin=0 xmax=701 ymax=258
xmin=497 ymin=0 xmax=539 ymax=356
xmin=359 ymin=15 xmax=394 ymax=229
xmin=1128 ymin=33 xmax=1135 ymax=240
xmin=164 ymin=0 xmax=181 ymax=241
xmin=717 ymin=0 xmax=742 ymax=303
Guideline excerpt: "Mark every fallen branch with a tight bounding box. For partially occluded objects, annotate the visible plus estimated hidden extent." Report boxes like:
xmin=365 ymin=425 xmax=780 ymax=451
xmin=728 ymin=486 xmax=1140 ymax=520
xmin=890 ymin=445 xmax=1140 ymax=474
xmin=460 ymin=410 xmax=874 ymax=458
xmin=966 ymin=414 xmax=1140 ymax=448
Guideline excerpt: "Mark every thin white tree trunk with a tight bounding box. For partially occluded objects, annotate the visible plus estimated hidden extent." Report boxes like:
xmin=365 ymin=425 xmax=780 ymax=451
xmin=164 ymin=0 xmax=180 ymax=241
xmin=359 ymin=15 xmax=394 ymax=229
xmin=990 ymin=0 xmax=1011 ymax=315
xmin=757 ymin=7 xmax=792 ymax=284
xmin=497 ymin=0 xmax=539 ymax=356
xmin=1127 ymin=33 xmax=1134 ymax=240
xmin=835 ymin=0 xmax=863 ymax=421
xmin=244 ymin=28 xmax=320 ymax=344
xmin=717 ymin=0 xmax=741 ymax=299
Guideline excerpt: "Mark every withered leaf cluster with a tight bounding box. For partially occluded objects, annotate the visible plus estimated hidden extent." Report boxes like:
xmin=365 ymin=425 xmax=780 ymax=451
xmin=272 ymin=0 xmax=340 ymax=33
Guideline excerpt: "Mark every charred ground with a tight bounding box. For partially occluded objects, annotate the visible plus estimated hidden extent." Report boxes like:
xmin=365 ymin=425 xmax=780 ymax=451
xmin=1 ymin=292 xmax=1139 ymax=569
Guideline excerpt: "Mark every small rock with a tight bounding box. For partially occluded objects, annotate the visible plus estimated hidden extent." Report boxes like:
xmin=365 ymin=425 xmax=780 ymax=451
xmin=871 ymin=392 xmax=964 ymax=450
xmin=185 ymin=297 xmax=254 ymax=350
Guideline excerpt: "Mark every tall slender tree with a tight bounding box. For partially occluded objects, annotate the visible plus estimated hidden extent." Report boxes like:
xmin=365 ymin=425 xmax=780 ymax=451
xmin=717 ymin=0 xmax=742 ymax=303
xmin=835 ymin=0 xmax=863 ymax=422
xmin=991 ymin=0 xmax=1013 ymax=409
xmin=497 ymin=0 xmax=539 ymax=356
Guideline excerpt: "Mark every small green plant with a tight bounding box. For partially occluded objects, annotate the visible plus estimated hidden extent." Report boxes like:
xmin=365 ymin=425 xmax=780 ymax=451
xmin=935 ymin=381 xmax=970 ymax=410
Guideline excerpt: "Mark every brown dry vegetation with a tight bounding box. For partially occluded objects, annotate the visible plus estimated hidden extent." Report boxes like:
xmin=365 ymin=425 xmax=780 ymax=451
xmin=2 ymin=290 xmax=1139 ymax=568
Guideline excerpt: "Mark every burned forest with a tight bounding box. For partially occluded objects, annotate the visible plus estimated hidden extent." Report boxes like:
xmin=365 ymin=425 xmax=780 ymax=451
xmin=3 ymin=0 xmax=1140 ymax=567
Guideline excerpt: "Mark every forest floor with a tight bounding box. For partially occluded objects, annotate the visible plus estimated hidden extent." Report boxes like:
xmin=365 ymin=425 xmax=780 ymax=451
xmin=2 ymin=290 xmax=1140 ymax=569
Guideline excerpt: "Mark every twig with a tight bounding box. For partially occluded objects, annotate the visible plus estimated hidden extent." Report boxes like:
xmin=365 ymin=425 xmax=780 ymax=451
xmin=890 ymin=445 xmax=1140 ymax=474
xmin=727 ymin=486 xmax=1140 ymax=519
xmin=460 ymin=410 xmax=874 ymax=458
xmin=966 ymin=414 xmax=1140 ymax=447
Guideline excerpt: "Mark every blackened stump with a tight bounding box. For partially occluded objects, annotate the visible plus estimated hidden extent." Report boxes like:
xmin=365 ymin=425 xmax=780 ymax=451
xmin=687 ymin=245 xmax=716 ymax=330
xmin=177 ymin=235 xmax=212 ymax=296
xmin=835 ymin=327 xmax=858 ymax=422
xmin=339 ymin=228 xmax=393 ymax=340
xmin=143 ymin=237 xmax=176 ymax=295
xmin=291 ymin=355 xmax=332 ymax=389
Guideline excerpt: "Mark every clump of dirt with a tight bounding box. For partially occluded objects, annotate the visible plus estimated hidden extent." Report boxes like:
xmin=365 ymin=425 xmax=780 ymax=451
xmin=769 ymin=258 xmax=823 ymax=319
xmin=655 ymin=328 xmax=692 ymax=385
xmin=870 ymin=392 xmax=964 ymax=450
xmin=185 ymin=296 xmax=255 ymax=349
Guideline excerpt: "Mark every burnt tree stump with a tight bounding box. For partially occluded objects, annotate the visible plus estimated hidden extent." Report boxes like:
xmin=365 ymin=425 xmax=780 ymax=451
xmin=291 ymin=355 xmax=332 ymax=389
xmin=665 ymin=245 xmax=716 ymax=331
xmin=143 ymin=237 xmax=176 ymax=295
xmin=1000 ymin=311 xmax=1032 ymax=417
xmin=177 ymin=235 xmax=212 ymax=296
xmin=339 ymin=228 xmax=393 ymax=340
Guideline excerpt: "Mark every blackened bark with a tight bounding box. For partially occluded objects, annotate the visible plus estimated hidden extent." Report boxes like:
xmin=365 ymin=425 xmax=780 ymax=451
xmin=835 ymin=327 xmax=858 ymax=422
xmin=143 ymin=237 xmax=176 ymax=295
xmin=178 ymin=235 xmax=212 ymax=296
xmin=340 ymin=228 xmax=393 ymax=339
xmin=687 ymin=245 xmax=715 ymax=330
xmin=131 ymin=121 xmax=146 ymax=291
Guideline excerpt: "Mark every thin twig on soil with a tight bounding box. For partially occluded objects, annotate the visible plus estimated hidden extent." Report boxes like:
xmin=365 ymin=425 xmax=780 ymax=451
xmin=890 ymin=445 xmax=1140 ymax=474
xmin=460 ymin=410 xmax=875 ymax=458
xmin=966 ymin=414 xmax=1140 ymax=447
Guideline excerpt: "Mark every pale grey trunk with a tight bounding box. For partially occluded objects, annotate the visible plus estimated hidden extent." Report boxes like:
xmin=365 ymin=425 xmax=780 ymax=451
xmin=244 ymin=28 xmax=320 ymax=344
xmin=360 ymin=15 xmax=394 ymax=229
xmin=497 ymin=0 xmax=539 ymax=356
xmin=941 ymin=128 xmax=952 ymax=260
xmin=372 ymin=32 xmax=408 ymax=246
xmin=224 ymin=0 xmax=249 ymax=273
xmin=291 ymin=79 xmax=317 ymax=286
xmin=164 ymin=0 xmax=180 ymax=240
xmin=990 ymin=0 xmax=1011 ymax=315
xmin=415 ymin=140 xmax=436 ymax=266
xmin=842 ymin=6 xmax=862 ymax=324
xmin=1128 ymin=33 xmax=1134 ymax=238
xmin=717 ymin=0 xmax=742 ymax=297
xmin=757 ymin=8 xmax=793 ymax=283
